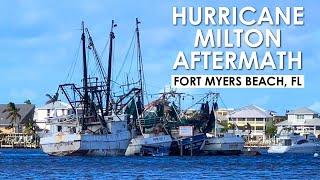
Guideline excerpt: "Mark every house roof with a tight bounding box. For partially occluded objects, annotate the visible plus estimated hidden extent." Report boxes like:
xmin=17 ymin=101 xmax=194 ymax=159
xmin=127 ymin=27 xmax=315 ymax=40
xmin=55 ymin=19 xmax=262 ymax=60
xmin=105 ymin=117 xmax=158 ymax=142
xmin=287 ymin=107 xmax=318 ymax=115
xmin=0 ymin=104 xmax=35 ymax=126
xmin=276 ymin=118 xmax=320 ymax=126
xmin=228 ymin=105 xmax=273 ymax=118
xmin=38 ymin=101 xmax=71 ymax=110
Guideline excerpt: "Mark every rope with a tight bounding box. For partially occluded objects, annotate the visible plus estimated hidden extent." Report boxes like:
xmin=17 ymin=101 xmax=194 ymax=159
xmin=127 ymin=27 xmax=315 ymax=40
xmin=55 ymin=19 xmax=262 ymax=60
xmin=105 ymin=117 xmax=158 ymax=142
xmin=115 ymin=31 xmax=136 ymax=81
xmin=64 ymin=39 xmax=81 ymax=83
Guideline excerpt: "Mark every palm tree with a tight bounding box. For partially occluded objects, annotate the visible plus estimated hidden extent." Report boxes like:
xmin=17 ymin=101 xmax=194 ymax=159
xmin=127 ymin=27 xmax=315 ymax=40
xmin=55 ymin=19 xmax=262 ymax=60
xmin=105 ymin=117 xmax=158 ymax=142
xmin=24 ymin=121 xmax=35 ymax=135
xmin=45 ymin=92 xmax=59 ymax=104
xmin=2 ymin=102 xmax=21 ymax=133
xmin=24 ymin=99 xmax=32 ymax=104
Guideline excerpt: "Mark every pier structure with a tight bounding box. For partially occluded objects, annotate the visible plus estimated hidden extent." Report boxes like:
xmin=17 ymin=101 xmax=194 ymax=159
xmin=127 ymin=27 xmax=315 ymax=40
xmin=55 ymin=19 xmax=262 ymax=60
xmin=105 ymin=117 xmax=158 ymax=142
xmin=0 ymin=133 xmax=39 ymax=148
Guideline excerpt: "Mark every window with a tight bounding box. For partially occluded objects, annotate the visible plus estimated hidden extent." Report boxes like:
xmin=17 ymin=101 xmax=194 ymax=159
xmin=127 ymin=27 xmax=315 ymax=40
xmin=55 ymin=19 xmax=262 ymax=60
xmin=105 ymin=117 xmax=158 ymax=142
xmin=47 ymin=109 xmax=50 ymax=117
xmin=256 ymin=118 xmax=264 ymax=121
xmin=238 ymin=118 xmax=245 ymax=121
xmin=247 ymin=118 xmax=255 ymax=121
xmin=297 ymin=139 xmax=308 ymax=145
xmin=297 ymin=115 xmax=304 ymax=120
xmin=316 ymin=126 xmax=320 ymax=130
xmin=57 ymin=126 xmax=62 ymax=132
xmin=256 ymin=126 xmax=264 ymax=130
xmin=281 ymin=139 xmax=292 ymax=146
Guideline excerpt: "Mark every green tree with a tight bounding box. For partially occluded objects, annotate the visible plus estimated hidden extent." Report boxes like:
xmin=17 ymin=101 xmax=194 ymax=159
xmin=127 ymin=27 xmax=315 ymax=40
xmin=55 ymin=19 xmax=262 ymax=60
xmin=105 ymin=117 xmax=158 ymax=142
xmin=266 ymin=120 xmax=277 ymax=138
xmin=24 ymin=99 xmax=32 ymax=104
xmin=24 ymin=121 xmax=35 ymax=135
xmin=2 ymin=102 xmax=21 ymax=133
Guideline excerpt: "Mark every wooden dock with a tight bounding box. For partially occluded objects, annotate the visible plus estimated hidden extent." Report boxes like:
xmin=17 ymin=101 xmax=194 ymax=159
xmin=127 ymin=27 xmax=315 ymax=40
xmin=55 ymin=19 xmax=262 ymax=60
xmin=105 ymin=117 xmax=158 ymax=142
xmin=0 ymin=133 xmax=39 ymax=148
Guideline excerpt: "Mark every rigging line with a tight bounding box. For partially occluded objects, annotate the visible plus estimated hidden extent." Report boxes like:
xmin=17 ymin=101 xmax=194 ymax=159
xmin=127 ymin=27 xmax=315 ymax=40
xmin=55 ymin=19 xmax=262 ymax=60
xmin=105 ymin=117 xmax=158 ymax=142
xmin=181 ymin=93 xmax=212 ymax=114
xmin=100 ymin=37 xmax=110 ymax=60
xmin=127 ymin=36 xmax=136 ymax=76
xmin=64 ymin=39 xmax=82 ymax=83
xmin=218 ymin=94 xmax=229 ymax=110
xmin=115 ymin=31 xmax=136 ymax=81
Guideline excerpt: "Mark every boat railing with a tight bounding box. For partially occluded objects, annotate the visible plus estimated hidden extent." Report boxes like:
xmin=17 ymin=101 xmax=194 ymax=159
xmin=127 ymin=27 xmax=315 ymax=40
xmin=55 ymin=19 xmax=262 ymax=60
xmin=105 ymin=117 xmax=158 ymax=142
xmin=46 ymin=114 xmax=77 ymax=124
xmin=136 ymin=117 xmax=163 ymax=127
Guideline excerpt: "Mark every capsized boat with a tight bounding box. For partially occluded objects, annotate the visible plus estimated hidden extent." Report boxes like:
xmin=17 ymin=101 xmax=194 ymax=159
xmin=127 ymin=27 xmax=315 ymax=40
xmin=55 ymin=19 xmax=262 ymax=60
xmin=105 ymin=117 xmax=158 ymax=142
xmin=268 ymin=128 xmax=320 ymax=154
xmin=40 ymin=21 xmax=138 ymax=156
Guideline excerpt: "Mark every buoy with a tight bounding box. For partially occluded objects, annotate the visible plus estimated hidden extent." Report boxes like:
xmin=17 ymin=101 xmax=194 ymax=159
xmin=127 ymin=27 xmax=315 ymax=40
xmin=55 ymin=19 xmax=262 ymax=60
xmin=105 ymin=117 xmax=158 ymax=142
xmin=314 ymin=153 xmax=319 ymax=157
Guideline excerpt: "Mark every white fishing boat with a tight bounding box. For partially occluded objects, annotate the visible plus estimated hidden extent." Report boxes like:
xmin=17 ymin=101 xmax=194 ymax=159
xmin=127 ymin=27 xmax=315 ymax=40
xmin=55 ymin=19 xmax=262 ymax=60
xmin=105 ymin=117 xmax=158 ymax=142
xmin=268 ymin=128 xmax=320 ymax=154
xmin=203 ymin=133 xmax=245 ymax=155
xmin=40 ymin=114 xmax=133 ymax=156
xmin=40 ymin=21 xmax=139 ymax=156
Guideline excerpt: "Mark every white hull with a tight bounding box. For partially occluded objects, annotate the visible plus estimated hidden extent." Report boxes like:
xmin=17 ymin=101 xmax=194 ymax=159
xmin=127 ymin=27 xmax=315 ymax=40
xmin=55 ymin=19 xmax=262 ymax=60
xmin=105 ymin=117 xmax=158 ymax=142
xmin=268 ymin=143 xmax=320 ymax=154
xmin=125 ymin=134 xmax=172 ymax=156
xmin=40 ymin=132 xmax=131 ymax=156
xmin=203 ymin=133 xmax=244 ymax=155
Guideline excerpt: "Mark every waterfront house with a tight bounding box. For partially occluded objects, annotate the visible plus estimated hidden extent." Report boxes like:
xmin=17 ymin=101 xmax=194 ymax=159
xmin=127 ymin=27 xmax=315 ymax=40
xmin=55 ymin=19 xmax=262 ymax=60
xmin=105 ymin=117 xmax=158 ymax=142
xmin=216 ymin=108 xmax=234 ymax=122
xmin=34 ymin=101 xmax=72 ymax=130
xmin=0 ymin=104 xmax=35 ymax=133
xmin=228 ymin=105 xmax=274 ymax=142
xmin=275 ymin=107 xmax=320 ymax=138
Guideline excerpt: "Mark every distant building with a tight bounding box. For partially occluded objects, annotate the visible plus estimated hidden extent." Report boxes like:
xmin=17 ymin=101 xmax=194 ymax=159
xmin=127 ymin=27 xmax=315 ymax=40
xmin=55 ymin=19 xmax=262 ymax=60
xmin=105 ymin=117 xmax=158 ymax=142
xmin=0 ymin=104 xmax=35 ymax=133
xmin=216 ymin=108 xmax=234 ymax=122
xmin=34 ymin=101 xmax=72 ymax=130
xmin=276 ymin=107 xmax=320 ymax=138
xmin=228 ymin=105 xmax=274 ymax=142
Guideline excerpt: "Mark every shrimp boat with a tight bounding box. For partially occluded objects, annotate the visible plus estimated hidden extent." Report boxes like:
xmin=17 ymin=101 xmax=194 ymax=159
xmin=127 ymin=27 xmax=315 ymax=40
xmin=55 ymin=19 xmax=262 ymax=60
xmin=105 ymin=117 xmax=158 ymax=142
xmin=202 ymin=98 xmax=245 ymax=155
xmin=125 ymin=105 xmax=173 ymax=156
xmin=156 ymin=90 xmax=210 ymax=156
xmin=203 ymin=133 xmax=244 ymax=155
xmin=125 ymin=19 xmax=172 ymax=156
xmin=40 ymin=21 xmax=140 ymax=156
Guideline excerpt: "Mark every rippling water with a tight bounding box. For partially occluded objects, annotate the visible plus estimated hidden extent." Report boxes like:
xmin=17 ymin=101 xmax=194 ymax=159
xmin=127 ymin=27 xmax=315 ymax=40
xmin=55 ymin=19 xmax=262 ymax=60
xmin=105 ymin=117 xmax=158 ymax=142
xmin=0 ymin=149 xmax=319 ymax=179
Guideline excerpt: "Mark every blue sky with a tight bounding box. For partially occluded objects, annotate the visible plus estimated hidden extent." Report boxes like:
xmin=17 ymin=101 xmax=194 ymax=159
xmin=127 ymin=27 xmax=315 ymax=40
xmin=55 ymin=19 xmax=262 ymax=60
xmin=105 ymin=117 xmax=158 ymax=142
xmin=0 ymin=0 xmax=319 ymax=115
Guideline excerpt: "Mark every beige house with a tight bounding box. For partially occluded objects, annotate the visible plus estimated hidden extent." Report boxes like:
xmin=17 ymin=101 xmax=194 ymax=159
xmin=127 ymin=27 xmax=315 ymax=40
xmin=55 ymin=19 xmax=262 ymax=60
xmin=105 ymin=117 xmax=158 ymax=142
xmin=276 ymin=107 xmax=320 ymax=138
xmin=228 ymin=105 xmax=273 ymax=142
xmin=216 ymin=108 xmax=234 ymax=122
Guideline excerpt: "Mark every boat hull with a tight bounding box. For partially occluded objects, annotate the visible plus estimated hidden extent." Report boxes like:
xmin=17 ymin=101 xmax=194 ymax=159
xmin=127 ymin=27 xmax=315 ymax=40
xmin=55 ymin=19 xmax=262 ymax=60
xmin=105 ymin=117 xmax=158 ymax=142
xmin=40 ymin=132 xmax=131 ymax=156
xmin=125 ymin=135 xmax=172 ymax=156
xmin=203 ymin=135 xmax=245 ymax=155
xmin=268 ymin=143 xmax=320 ymax=154
xmin=169 ymin=134 xmax=206 ymax=156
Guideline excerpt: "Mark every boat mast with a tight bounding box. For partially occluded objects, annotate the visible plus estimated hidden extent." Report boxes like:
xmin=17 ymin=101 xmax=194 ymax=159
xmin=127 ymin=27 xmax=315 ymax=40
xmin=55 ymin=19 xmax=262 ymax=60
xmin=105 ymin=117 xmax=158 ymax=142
xmin=81 ymin=21 xmax=89 ymax=119
xmin=135 ymin=18 xmax=145 ymax=109
xmin=105 ymin=20 xmax=116 ymax=115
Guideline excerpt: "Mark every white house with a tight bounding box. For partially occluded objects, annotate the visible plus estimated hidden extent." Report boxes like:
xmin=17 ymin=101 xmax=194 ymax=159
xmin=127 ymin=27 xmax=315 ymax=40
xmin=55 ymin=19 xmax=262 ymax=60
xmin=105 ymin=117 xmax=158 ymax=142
xmin=276 ymin=107 xmax=320 ymax=138
xmin=228 ymin=105 xmax=274 ymax=142
xmin=34 ymin=101 xmax=72 ymax=130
